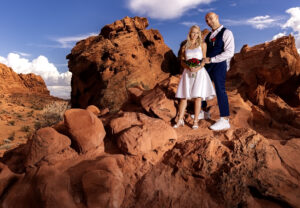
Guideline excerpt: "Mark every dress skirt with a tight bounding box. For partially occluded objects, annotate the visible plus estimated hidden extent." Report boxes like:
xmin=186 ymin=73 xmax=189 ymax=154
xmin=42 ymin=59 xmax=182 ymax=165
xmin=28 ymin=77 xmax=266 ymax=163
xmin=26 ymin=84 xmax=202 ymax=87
xmin=175 ymin=67 xmax=216 ymax=100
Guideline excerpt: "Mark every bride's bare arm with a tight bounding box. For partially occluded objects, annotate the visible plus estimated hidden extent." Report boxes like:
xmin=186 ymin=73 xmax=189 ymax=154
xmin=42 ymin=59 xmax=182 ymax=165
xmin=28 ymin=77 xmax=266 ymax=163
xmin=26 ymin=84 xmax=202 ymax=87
xmin=180 ymin=48 xmax=191 ymax=70
xmin=191 ymin=42 xmax=207 ymax=72
xmin=200 ymin=42 xmax=207 ymax=67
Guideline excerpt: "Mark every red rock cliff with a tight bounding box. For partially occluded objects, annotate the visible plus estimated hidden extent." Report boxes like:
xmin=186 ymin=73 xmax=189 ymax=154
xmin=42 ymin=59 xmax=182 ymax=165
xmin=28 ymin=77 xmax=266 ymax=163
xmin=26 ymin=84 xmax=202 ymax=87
xmin=0 ymin=63 xmax=49 ymax=95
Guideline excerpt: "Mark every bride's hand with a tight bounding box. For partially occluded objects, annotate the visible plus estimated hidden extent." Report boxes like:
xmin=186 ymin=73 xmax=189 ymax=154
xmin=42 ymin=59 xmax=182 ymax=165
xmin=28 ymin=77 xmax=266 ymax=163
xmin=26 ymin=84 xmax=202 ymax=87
xmin=191 ymin=66 xmax=200 ymax=72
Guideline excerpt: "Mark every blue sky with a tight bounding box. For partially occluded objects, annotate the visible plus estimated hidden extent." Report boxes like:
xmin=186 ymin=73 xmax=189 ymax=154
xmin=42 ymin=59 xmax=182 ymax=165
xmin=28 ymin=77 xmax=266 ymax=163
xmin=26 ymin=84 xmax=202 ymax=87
xmin=0 ymin=0 xmax=299 ymax=98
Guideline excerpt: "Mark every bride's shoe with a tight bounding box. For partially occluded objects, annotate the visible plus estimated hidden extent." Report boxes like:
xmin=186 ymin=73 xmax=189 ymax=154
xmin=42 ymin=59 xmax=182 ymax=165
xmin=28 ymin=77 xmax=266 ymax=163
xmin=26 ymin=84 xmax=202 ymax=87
xmin=192 ymin=120 xmax=199 ymax=129
xmin=173 ymin=119 xmax=184 ymax=128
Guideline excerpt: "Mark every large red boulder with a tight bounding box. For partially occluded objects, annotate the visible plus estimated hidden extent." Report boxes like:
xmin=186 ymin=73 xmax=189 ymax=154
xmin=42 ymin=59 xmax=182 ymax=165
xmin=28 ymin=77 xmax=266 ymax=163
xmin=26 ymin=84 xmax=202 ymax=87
xmin=110 ymin=112 xmax=177 ymax=162
xmin=67 ymin=16 xmax=179 ymax=112
xmin=25 ymin=127 xmax=72 ymax=167
xmin=82 ymin=157 xmax=125 ymax=208
xmin=64 ymin=109 xmax=106 ymax=153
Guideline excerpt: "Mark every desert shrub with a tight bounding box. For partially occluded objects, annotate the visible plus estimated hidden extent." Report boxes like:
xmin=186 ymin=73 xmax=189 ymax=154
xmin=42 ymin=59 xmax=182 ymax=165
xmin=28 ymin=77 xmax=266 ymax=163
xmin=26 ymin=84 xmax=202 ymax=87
xmin=0 ymin=109 xmax=8 ymax=114
xmin=8 ymin=120 xmax=15 ymax=126
xmin=35 ymin=101 xmax=70 ymax=129
xmin=31 ymin=104 xmax=43 ymax=110
xmin=20 ymin=126 xmax=30 ymax=132
xmin=25 ymin=132 xmax=34 ymax=139
xmin=16 ymin=113 xmax=23 ymax=120
xmin=34 ymin=121 xmax=42 ymax=130
xmin=7 ymin=131 xmax=15 ymax=141
xmin=27 ymin=110 xmax=34 ymax=117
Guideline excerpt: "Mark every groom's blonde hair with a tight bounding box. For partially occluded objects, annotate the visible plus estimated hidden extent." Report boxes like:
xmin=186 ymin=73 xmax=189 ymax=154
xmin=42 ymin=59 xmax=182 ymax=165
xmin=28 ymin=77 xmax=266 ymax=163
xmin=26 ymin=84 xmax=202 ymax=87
xmin=185 ymin=25 xmax=202 ymax=49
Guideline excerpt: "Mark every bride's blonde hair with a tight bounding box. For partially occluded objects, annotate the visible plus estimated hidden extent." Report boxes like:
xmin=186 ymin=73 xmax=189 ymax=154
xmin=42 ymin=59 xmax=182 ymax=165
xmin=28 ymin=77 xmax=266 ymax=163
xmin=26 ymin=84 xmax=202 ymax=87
xmin=185 ymin=25 xmax=202 ymax=49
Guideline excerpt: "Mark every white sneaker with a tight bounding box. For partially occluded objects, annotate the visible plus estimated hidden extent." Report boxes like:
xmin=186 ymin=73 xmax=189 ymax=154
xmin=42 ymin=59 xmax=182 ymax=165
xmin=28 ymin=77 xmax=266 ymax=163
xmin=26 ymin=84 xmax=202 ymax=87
xmin=210 ymin=118 xmax=230 ymax=131
xmin=191 ymin=110 xmax=210 ymax=120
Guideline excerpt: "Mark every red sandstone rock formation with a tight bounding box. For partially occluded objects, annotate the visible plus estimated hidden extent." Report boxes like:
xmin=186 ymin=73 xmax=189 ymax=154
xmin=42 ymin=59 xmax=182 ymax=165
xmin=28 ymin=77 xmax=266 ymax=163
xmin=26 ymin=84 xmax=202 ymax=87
xmin=227 ymin=35 xmax=300 ymax=138
xmin=110 ymin=112 xmax=177 ymax=159
xmin=228 ymin=35 xmax=300 ymax=107
xmin=140 ymin=75 xmax=179 ymax=122
xmin=64 ymin=109 xmax=106 ymax=153
xmin=1 ymin=105 xmax=300 ymax=207
xmin=0 ymin=63 xmax=49 ymax=95
xmin=67 ymin=16 xmax=179 ymax=112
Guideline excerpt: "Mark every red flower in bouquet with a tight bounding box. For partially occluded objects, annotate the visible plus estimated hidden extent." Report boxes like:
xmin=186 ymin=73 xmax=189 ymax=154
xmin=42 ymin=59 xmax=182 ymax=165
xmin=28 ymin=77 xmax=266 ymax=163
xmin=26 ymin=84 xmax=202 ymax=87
xmin=185 ymin=58 xmax=202 ymax=78
xmin=185 ymin=58 xmax=201 ymax=68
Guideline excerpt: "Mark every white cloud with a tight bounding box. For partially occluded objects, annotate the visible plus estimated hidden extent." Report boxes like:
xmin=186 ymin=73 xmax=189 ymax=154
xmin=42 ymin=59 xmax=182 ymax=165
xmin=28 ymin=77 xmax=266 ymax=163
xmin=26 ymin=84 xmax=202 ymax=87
xmin=272 ymin=32 xmax=287 ymax=40
xmin=181 ymin=21 xmax=199 ymax=27
xmin=224 ymin=15 xmax=283 ymax=30
xmin=248 ymin=16 xmax=279 ymax=29
xmin=13 ymin=51 xmax=31 ymax=57
xmin=47 ymin=86 xmax=71 ymax=99
xmin=230 ymin=3 xmax=237 ymax=7
xmin=198 ymin=7 xmax=215 ymax=13
xmin=282 ymin=7 xmax=300 ymax=31
xmin=282 ymin=7 xmax=300 ymax=53
xmin=51 ymin=32 xmax=97 ymax=48
xmin=0 ymin=53 xmax=72 ymax=99
xmin=127 ymin=0 xmax=214 ymax=20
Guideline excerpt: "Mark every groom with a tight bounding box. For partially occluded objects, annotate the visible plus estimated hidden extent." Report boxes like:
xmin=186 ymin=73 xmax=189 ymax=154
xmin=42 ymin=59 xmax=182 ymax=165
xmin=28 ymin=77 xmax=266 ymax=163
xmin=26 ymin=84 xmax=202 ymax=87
xmin=202 ymin=12 xmax=235 ymax=131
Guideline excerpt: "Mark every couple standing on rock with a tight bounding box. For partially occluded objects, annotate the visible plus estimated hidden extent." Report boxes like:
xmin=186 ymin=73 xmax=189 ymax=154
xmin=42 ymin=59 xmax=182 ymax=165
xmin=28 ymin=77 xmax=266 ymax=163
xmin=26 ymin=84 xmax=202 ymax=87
xmin=173 ymin=12 xmax=235 ymax=131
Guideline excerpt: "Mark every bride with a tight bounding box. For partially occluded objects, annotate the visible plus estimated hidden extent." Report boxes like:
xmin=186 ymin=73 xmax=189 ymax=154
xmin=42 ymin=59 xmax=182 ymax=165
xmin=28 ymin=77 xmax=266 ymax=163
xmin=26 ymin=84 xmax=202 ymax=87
xmin=174 ymin=25 xmax=216 ymax=129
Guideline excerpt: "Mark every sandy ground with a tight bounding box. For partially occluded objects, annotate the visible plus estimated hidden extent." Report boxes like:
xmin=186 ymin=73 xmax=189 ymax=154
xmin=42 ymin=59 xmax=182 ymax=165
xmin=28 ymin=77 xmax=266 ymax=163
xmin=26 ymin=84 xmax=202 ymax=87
xmin=0 ymin=93 xmax=69 ymax=156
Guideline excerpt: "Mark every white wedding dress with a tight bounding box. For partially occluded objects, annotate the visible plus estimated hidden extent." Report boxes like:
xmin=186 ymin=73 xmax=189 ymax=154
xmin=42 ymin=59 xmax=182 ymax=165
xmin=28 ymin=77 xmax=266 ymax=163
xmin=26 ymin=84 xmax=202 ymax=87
xmin=175 ymin=46 xmax=216 ymax=100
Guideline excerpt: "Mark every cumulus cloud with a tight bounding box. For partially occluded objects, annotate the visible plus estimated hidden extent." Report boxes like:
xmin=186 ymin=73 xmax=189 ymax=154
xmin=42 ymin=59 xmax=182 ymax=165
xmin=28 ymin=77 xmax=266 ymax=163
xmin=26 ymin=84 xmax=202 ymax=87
xmin=127 ymin=0 xmax=214 ymax=20
xmin=282 ymin=7 xmax=300 ymax=53
xmin=272 ymin=32 xmax=287 ymax=40
xmin=0 ymin=53 xmax=72 ymax=99
xmin=224 ymin=15 xmax=283 ymax=29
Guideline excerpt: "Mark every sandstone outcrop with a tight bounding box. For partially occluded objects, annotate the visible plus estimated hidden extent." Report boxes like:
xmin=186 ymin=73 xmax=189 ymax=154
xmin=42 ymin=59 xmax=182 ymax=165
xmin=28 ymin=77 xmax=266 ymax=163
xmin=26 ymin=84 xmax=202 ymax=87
xmin=67 ymin=16 xmax=179 ymax=112
xmin=228 ymin=35 xmax=300 ymax=106
xmin=64 ymin=109 xmax=106 ymax=153
xmin=25 ymin=127 xmax=71 ymax=167
xmin=135 ymin=129 xmax=300 ymax=208
xmin=110 ymin=112 xmax=177 ymax=162
xmin=0 ymin=63 xmax=49 ymax=95
xmin=228 ymin=35 xmax=300 ymax=136
xmin=140 ymin=75 xmax=179 ymax=121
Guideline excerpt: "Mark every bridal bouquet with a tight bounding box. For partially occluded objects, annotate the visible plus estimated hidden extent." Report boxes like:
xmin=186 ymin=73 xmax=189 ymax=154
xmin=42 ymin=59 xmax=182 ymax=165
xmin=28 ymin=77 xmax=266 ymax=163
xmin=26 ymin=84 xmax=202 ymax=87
xmin=185 ymin=58 xmax=202 ymax=78
xmin=185 ymin=58 xmax=201 ymax=68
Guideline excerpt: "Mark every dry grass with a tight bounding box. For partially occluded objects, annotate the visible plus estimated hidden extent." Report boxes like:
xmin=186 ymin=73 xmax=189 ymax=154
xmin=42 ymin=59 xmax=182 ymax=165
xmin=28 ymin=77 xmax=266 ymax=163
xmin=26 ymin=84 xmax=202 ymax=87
xmin=35 ymin=101 xmax=70 ymax=129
